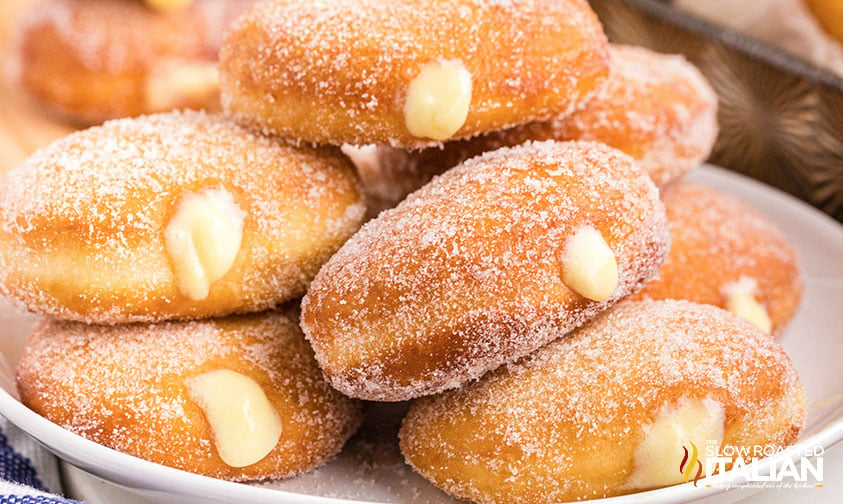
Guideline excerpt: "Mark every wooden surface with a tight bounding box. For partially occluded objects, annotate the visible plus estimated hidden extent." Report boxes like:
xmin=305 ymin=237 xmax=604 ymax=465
xmin=0 ymin=0 xmax=76 ymax=176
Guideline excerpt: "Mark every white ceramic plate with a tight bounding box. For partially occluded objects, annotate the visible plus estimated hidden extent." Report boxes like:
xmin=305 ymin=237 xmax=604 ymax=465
xmin=1 ymin=165 xmax=842 ymax=504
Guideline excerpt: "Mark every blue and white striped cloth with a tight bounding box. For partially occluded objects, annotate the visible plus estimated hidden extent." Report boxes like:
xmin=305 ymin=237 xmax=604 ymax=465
xmin=0 ymin=416 xmax=78 ymax=503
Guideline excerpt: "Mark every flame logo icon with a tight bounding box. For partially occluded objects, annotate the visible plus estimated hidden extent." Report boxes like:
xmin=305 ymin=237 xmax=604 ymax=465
xmin=680 ymin=441 xmax=704 ymax=486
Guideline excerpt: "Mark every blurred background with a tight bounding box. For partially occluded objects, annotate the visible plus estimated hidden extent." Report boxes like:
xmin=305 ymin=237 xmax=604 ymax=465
xmin=0 ymin=0 xmax=74 ymax=177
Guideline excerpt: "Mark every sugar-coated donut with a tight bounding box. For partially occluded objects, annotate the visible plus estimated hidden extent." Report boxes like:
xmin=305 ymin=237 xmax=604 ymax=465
xmin=17 ymin=309 xmax=364 ymax=481
xmin=349 ymin=44 xmax=718 ymax=215
xmin=631 ymin=182 xmax=802 ymax=335
xmin=400 ymin=299 xmax=807 ymax=504
xmin=548 ymin=44 xmax=718 ymax=187
xmin=7 ymin=0 xmax=257 ymax=124
xmin=219 ymin=0 xmax=609 ymax=147
xmin=0 ymin=111 xmax=365 ymax=324
xmin=302 ymin=141 xmax=670 ymax=402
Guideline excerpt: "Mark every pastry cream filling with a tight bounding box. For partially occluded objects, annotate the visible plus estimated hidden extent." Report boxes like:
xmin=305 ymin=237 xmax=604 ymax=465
xmin=560 ymin=225 xmax=618 ymax=302
xmin=403 ymin=59 xmax=472 ymax=140
xmin=721 ymin=277 xmax=773 ymax=334
xmin=186 ymin=369 xmax=283 ymax=468
xmin=144 ymin=0 xmax=193 ymax=13
xmin=164 ymin=188 xmax=245 ymax=301
xmin=145 ymin=61 xmax=219 ymax=112
xmin=626 ymin=397 xmax=725 ymax=489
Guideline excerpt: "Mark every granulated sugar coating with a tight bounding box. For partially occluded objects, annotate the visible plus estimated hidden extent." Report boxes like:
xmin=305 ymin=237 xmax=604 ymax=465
xmin=400 ymin=299 xmax=807 ymax=504
xmin=6 ymin=0 xmax=258 ymax=123
xmin=301 ymin=141 xmax=670 ymax=402
xmin=352 ymin=44 xmax=719 ymax=214
xmin=558 ymin=44 xmax=719 ymax=187
xmin=16 ymin=309 xmax=364 ymax=481
xmin=219 ymin=0 xmax=609 ymax=147
xmin=0 ymin=110 xmax=365 ymax=324
xmin=631 ymin=182 xmax=802 ymax=335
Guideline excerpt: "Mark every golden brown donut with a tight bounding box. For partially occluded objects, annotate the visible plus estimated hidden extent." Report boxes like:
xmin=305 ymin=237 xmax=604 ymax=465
xmin=804 ymin=0 xmax=843 ymax=43
xmin=348 ymin=44 xmax=719 ymax=215
xmin=219 ymin=0 xmax=609 ymax=147
xmin=302 ymin=141 xmax=670 ymax=401
xmin=6 ymin=0 xmax=257 ymax=124
xmin=550 ymin=44 xmax=718 ymax=187
xmin=0 ymin=111 xmax=365 ymax=324
xmin=400 ymin=299 xmax=807 ymax=504
xmin=631 ymin=182 xmax=802 ymax=335
xmin=17 ymin=309 xmax=364 ymax=481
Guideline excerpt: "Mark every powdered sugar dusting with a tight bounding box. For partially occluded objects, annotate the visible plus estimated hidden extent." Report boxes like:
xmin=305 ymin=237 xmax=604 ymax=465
xmin=351 ymin=44 xmax=719 ymax=213
xmin=632 ymin=182 xmax=802 ymax=334
xmin=560 ymin=45 xmax=719 ymax=187
xmin=400 ymin=299 xmax=807 ymax=503
xmin=220 ymin=0 xmax=609 ymax=146
xmin=0 ymin=110 xmax=364 ymax=323
xmin=302 ymin=141 xmax=670 ymax=401
xmin=16 ymin=309 xmax=364 ymax=481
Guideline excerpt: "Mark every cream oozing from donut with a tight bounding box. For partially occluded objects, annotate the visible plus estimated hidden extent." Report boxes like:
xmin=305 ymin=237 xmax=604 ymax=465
xmin=630 ymin=182 xmax=801 ymax=336
xmin=560 ymin=225 xmax=619 ymax=302
xmin=186 ymin=369 xmax=283 ymax=468
xmin=398 ymin=299 xmax=806 ymax=503
xmin=302 ymin=141 xmax=669 ymax=401
xmin=626 ymin=396 xmax=725 ymax=489
xmin=15 ymin=309 xmax=365 ymax=481
xmin=164 ymin=188 xmax=245 ymax=301
xmin=219 ymin=0 xmax=610 ymax=147
xmin=403 ymin=59 xmax=473 ymax=141
xmin=721 ymin=277 xmax=773 ymax=335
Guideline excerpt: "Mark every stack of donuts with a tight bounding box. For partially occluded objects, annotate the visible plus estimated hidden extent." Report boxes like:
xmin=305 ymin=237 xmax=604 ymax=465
xmin=0 ymin=0 xmax=808 ymax=501
xmin=1 ymin=111 xmax=369 ymax=481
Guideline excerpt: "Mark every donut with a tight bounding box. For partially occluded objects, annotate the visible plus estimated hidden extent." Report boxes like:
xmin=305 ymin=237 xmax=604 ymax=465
xmin=16 ymin=309 xmax=364 ymax=481
xmin=0 ymin=111 xmax=366 ymax=324
xmin=301 ymin=141 xmax=670 ymax=401
xmin=630 ymin=182 xmax=802 ymax=335
xmin=6 ymin=0 xmax=257 ymax=124
xmin=804 ymin=0 xmax=843 ymax=43
xmin=348 ymin=44 xmax=718 ymax=215
xmin=546 ymin=44 xmax=718 ymax=187
xmin=219 ymin=0 xmax=610 ymax=147
xmin=400 ymin=299 xmax=807 ymax=503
